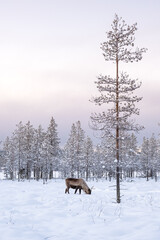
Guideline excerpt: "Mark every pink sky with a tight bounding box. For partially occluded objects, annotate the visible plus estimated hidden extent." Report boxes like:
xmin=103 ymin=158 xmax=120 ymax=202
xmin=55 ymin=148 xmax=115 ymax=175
xmin=0 ymin=0 xmax=160 ymax=145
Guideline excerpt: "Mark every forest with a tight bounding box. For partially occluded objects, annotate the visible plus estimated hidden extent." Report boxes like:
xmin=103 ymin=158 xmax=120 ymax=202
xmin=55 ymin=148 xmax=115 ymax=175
xmin=0 ymin=117 xmax=160 ymax=183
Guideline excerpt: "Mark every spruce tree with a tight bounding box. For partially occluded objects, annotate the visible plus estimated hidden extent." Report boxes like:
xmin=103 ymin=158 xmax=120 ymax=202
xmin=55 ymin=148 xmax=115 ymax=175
xmin=64 ymin=123 xmax=77 ymax=177
xmin=84 ymin=136 xmax=93 ymax=181
xmin=12 ymin=121 xmax=26 ymax=181
xmin=33 ymin=125 xmax=46 ymax=180
xmin=3 ymin=136 xmax=16 ymax=180
xmin=64 ymin=121 xmax=85 ymax=178
xmin=24 ymin=121 xmax=35 ymax=180
xmin=46 ymin=117 xmax=60 ymax=179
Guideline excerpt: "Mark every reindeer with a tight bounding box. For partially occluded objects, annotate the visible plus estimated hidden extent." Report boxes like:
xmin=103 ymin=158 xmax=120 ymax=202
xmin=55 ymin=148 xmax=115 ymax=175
xmin=65 ymin=178 xmax=91 ymax=194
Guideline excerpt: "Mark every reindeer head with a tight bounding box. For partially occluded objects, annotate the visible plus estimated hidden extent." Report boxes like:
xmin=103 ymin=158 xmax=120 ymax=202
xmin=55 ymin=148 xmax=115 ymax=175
xmin=85 ymin=187 xmax=91 ymax=194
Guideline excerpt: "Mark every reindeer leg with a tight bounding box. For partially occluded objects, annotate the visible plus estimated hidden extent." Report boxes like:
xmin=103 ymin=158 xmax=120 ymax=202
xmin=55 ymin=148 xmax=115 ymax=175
xmin=79 ymin=188 xmax=81 ymax=194
xmin=65 ymin=187 xmax=70 ymax=194
xmin=74 ymin=187 xmax=78 ymax=194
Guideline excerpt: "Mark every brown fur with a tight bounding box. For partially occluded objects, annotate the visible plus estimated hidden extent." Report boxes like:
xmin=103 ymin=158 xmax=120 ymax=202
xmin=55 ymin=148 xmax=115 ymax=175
xmin=65 ymin=178 xmax=91 ymax=194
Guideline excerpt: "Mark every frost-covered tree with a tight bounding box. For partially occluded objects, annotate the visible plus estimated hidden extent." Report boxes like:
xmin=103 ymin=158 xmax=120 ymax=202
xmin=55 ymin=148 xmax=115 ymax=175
xmin=100 ymin=134 xmax=116 ymax=180
xmin=91 ymin=14 xmax=147 ymax=203
xmin=141 ymin=134 xmax=158 ymax=181
xmin=3 ymin=137 xmax=11 ymax=179
xmin=83 ymin=136 xmax=94 ymax=181
xmin=47 ymin=117 xmax=60 ymax=156
xmin=46 ymin=117 xmax=60 ymax=179
xmin=64 ymin=123 xmax=77 ymax=177
xmin=12 ymin=121 xmax=26 ymax=181
xmin=24 ymin=121 xmax=35 ymax=180
xmin=141 ymin=137 xmax=150 ymax=181
xmin=3 ymin=137 xmax=16 ymax=180
xmin=93 ymin=145 xmax=104 ymax=179
xmin=64 ymin=121 xmax=85 ymax=178
xmin=33 ymin=125 xmax=46 ymax=180
xmin=120 ymin=133 xmax=139 ymax=178
xmin=75 ymin=121 xmax=85 ymax=177
xmin=149 ymin=134 xmax=158 ymax=180
xmin=40 ymin=137 xmax=53 ymax=183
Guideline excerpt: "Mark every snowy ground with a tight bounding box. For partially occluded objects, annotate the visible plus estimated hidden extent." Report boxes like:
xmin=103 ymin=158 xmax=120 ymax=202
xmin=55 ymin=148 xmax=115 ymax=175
xmin=0 ymin=178 xmax=160 ymax=240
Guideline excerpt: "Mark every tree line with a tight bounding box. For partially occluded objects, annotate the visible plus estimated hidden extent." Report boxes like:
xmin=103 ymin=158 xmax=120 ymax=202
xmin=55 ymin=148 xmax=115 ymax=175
xmin=1 ymin=117 xmax=160 ymax=183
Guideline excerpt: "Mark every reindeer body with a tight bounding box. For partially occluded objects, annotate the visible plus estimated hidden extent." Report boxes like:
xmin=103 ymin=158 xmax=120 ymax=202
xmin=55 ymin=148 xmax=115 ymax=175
xmin=65 ymin=178 xmax=91 ymax=194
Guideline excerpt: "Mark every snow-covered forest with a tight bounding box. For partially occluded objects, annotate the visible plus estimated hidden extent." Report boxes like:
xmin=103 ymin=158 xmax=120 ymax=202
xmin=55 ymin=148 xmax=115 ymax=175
xmin=1 ymin=117 xmax=160 ymax=183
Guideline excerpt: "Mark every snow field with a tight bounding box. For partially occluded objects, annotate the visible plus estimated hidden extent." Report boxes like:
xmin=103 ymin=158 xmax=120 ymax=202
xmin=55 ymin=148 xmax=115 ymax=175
xmin=0 ymin=179 xmax=160 ymax=240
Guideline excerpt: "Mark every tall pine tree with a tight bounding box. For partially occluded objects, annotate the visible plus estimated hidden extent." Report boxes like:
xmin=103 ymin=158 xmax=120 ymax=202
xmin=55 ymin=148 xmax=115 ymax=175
xmin=91 ymin=14 xmax=147 ymax=203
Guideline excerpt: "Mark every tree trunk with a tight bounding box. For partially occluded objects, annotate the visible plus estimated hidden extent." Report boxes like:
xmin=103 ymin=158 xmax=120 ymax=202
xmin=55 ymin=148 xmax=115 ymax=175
xmin=116 ymin=55 xmax=121 ymax=203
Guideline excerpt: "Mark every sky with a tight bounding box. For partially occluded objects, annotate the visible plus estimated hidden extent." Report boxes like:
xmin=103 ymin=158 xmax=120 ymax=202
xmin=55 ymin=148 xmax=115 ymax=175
xmin=0 ymin=0 xmax=160 ymax=146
